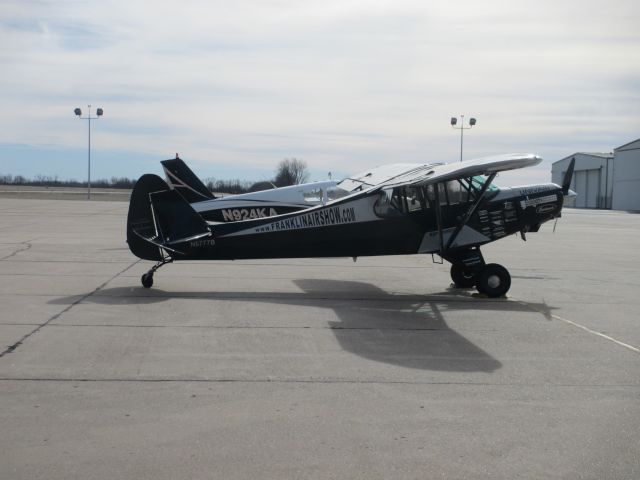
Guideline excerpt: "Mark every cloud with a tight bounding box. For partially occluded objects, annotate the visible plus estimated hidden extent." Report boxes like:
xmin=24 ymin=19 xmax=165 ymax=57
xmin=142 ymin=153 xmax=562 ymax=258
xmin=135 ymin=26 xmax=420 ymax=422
xmin=0 ymin=0 xmax=639 ymax=183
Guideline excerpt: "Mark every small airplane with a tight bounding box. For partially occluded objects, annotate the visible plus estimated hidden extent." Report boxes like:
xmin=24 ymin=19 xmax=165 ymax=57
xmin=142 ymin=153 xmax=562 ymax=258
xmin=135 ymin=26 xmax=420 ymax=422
xmin=127 ymin=153 xmax=576 ymax=297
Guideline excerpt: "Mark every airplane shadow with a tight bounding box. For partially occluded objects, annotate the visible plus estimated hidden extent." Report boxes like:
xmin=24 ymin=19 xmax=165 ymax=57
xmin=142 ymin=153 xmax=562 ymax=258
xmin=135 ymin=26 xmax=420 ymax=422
xmin=50 ymin=279 xmax=558 ymax=374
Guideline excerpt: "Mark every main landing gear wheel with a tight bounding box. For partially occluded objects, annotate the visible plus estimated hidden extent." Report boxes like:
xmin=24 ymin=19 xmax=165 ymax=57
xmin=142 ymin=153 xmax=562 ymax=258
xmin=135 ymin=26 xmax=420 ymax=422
xmin=141 ymin=273 xmax=153 ymax=289
xmin=476 ymin=263 xmax=511 ymax=298
xmin=450 ymin=264 xmax=477 ymax=288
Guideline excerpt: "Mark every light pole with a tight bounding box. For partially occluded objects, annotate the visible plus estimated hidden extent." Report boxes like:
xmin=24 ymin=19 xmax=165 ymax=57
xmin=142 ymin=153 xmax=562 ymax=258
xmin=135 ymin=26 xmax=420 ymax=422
xmin=74 ymin=105 xmax=103 ymax=200
xmin=450 ymin=115 xmax=476 ymax=162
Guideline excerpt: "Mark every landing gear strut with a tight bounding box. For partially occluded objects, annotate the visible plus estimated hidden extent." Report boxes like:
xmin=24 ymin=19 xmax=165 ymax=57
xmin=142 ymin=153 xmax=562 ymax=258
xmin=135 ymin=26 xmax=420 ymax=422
xmin=140 ymin=257 xmax=173 ymax=288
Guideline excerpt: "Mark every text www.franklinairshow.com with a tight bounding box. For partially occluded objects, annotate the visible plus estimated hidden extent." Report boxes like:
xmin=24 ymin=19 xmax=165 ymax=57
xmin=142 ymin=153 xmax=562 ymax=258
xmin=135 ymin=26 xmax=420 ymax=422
xmin=254 ymin=206 xmax=356 ymax=233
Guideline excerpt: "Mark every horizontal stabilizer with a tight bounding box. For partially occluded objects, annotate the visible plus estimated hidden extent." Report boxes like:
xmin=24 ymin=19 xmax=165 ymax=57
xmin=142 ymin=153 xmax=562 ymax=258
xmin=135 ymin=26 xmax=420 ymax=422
xmin=161 ymin=157 xmax=214 ymax=203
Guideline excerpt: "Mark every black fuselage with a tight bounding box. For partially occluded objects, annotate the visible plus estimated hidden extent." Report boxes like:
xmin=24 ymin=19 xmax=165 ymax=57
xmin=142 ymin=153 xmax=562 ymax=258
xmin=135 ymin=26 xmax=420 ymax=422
xmin=166 ymin=183 xmax=564 ymax=261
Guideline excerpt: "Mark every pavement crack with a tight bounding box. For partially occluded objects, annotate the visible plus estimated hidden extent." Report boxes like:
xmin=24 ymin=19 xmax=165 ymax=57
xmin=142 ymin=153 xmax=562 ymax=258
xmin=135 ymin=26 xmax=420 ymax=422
xmin=0 ymin=260 xmax=140 ymax=358
xmin=0 ymin=240 xmax=33 ymax=261
xmin=0 ymin=378 xmax=638 ymax=388
xmin=28 ymin=323 xmax=456 ymax=331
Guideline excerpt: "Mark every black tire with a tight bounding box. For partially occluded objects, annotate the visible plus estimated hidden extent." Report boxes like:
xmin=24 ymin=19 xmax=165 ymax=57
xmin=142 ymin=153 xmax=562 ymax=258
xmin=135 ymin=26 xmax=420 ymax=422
xmin=450 ymin=264 xmax=477 ymax=288
xmin=476 ymin=263 xmax=511 ymax=298
xmin=141 ymin=273 xmax=154 ymax=289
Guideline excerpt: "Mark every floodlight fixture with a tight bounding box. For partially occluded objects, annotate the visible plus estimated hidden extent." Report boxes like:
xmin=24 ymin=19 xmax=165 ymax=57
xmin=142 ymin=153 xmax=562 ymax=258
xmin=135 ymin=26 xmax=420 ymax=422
xmin=73 ymin=104 xmax=104 ymax=200
xmin=450 ymin=114 xmax=477 ymax=162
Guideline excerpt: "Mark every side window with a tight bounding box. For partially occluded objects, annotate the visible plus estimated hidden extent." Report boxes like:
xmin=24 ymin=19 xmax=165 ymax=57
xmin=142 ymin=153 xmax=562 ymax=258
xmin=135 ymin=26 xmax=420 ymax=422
xmin=445 ymin=180 xmax=463 ymax=205
xmin=426 ymin=185 xmax=436 ymax=204
xmin=374 ymin=186 xmax=431 ymax=217
xmin=406 ymin=186 xmax=426 ymax=211
xmin=425 ymin=183 xmax=449 ymax=207
xmin=426 ymin=180 xmax=477 ymax=206
xmin=374 ymin=190 xmax=402 ymax=218
xmin=390 ymin=189 xmax=405 ymax=211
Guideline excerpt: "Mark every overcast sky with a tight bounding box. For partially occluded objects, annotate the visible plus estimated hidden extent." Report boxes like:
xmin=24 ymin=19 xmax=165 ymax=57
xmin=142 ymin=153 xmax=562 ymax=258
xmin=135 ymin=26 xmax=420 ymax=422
xmin=1 ymin=0 xmax=638 ymax=185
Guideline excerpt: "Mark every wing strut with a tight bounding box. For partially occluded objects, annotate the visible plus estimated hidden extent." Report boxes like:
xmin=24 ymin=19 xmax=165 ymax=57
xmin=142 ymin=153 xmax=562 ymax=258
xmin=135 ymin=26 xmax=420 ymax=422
xmin=442 ymin=172 xmax=497 ymax=252
xmin=433 ymin=183 xmax=445 ymax=254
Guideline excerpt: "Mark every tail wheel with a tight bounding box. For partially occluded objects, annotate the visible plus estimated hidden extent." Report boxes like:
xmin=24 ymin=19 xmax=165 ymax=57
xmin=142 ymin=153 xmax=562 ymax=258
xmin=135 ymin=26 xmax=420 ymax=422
xmin=476 ymin=263 xmax=511 ymax=298
xmin=450 ymin=264 xmax=477 ymax=288
xmin=141 ymin=273 xmax=154 ymax=289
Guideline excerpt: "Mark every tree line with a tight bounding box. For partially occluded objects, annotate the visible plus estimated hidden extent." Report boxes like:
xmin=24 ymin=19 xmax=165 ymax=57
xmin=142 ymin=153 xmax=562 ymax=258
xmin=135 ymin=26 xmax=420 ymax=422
xmin=0 ymin=174 xmax=137 ymax=189
xmin=0 ymin=158 xmax=310 ymax=194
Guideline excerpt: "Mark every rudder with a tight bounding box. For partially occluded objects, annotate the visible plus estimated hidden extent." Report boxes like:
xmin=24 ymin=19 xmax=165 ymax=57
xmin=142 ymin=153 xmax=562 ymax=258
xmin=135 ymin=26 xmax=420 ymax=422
xmin=127 ymin=174 xmax=167 ymax=261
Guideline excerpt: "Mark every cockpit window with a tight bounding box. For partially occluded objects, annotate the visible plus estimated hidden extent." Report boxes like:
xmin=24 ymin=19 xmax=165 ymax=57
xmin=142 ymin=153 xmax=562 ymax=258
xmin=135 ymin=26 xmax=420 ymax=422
xmin=424 ymin=176 xmax=500 ymax=207
xmin=374 ymin=176 xmax=499 ymax=216
xmin=374 ymin=190 xmax=402 ymax=217
xmin=406 ymin=186 xmax=426 ymax=211
xmin=374 ymin=186 xmax=428 ymax=217
xmin=444 ymin=180 xmax=464 ymax=205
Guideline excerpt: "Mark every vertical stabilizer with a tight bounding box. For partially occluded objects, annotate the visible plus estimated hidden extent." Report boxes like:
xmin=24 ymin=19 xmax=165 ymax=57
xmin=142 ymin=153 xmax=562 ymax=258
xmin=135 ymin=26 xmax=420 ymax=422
xmin=126 ymin=173 xmax=211 ymax=261
xmin=126 ymin=174 xmax=168 ymax=261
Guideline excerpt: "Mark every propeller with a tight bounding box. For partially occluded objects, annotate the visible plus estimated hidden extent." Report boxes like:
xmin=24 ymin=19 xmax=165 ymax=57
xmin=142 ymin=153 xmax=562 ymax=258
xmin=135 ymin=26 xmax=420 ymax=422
xmin=562 ymin=158 xmax=575 ymax=196
xmin=551 ymin=158 xmax=577 ymax=234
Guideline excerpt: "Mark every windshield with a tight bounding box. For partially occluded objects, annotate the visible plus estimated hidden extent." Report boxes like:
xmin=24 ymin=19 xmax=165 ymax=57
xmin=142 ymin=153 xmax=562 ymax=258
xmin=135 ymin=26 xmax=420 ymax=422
xmin=469 ymin=175 xmax=500 ymax=193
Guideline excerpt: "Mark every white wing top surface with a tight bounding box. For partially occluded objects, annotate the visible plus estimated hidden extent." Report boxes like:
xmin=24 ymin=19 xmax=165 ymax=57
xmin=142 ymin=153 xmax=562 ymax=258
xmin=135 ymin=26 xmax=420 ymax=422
xmin=368 ymin=153 xmax=542 ymax=191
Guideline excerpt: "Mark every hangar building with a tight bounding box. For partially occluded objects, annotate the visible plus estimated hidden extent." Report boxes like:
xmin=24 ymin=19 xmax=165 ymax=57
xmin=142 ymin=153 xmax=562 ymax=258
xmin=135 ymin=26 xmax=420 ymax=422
xmin=611 ymin=138 xmax=640 ymax=211
xmin=551 ymin=152 xmax=613 ymax=209
xmin=551 ymin=138 xmax=640 ymax=211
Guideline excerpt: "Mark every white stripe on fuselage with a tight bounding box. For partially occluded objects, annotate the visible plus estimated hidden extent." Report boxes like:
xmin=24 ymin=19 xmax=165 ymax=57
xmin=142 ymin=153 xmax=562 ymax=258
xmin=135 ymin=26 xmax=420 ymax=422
xmin=216 ymin=195 xmax=382 ymax=238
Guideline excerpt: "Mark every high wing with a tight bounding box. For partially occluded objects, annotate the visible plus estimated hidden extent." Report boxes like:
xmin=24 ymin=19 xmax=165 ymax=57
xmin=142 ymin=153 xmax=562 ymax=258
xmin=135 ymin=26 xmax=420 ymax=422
xmin=366 ymin=153 xmax=542 ymax=191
